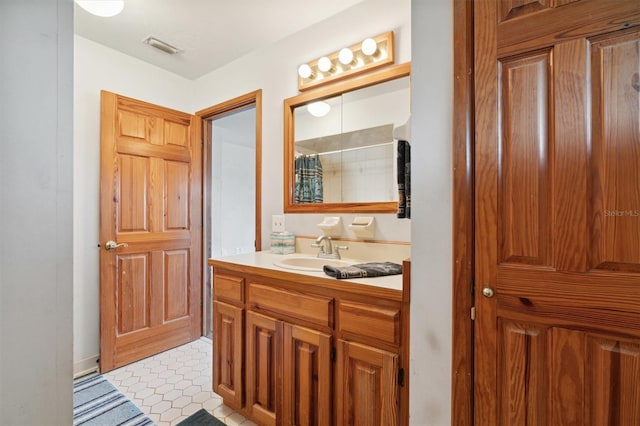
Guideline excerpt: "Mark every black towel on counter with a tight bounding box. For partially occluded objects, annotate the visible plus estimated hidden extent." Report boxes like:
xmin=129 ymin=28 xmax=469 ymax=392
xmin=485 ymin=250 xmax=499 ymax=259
xmin=323 ymin=262 xmax=403 ymax=279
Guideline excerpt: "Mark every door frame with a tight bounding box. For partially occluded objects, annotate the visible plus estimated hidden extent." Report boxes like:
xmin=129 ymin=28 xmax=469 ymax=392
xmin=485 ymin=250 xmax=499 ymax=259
xmin=451 ymin=0 xmax=475 ymax=424
xmin=196 ymin=90 xmax=263 ymax=336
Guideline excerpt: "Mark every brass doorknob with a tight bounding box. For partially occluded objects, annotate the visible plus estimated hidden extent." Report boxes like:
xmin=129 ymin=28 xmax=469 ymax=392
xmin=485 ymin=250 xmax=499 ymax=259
xmin=482 ymin=287 xmax=495 ymax=298
xmin=105 ymin=240 xmax=128 ymax=250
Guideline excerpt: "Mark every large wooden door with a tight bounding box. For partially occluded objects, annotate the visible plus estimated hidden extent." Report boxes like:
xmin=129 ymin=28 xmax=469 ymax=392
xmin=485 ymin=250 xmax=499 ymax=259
xmin=100 ymin=91 xmax=202 ymax=372
xmin=475 ymin=1 xmax=640 ymax=424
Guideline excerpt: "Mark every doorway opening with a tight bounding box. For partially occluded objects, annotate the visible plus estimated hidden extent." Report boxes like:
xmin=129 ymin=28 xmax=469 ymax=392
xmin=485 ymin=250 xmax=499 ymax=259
xmin=198 ymin=91 xmax=262 ymax=339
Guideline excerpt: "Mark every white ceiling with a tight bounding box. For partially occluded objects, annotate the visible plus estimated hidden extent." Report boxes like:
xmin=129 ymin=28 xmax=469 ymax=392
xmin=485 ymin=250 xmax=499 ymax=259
xmin=74 ymin=0 xmax=364 ymax=80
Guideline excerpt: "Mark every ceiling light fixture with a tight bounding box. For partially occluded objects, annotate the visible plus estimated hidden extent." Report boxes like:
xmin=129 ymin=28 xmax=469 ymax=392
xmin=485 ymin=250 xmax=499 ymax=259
xmin=296 ymin=31 xmax=394 ymax=92
xmin=142 ymin=36 xmax=182 ymax=55
xmin=75 ymin=0 xmax=124 ymax=17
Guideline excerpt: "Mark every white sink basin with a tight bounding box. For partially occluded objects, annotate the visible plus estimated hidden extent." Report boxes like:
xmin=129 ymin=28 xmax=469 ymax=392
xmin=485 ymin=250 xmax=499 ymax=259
xmin=274 ymin=255 xmax=356 ymax=272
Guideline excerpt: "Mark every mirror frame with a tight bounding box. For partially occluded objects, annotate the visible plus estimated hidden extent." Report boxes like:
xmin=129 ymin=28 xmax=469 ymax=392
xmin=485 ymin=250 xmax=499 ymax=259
xmin=284 ymin=62 xmax=411 ymax=213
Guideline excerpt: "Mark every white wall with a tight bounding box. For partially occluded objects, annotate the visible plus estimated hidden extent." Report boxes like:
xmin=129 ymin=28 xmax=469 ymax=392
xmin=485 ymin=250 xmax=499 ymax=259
xmin=410 ymin=0 xmax=453 ymax=424
xmin=73 ymin=35 xmax=196 ymax=372
xmin=211 ymin=109 xmax=256 ymax=257
xmin=191 ymin=0 xmax=411 ymax=243
xmin=0 ymin=1 xmax=74 ymax=424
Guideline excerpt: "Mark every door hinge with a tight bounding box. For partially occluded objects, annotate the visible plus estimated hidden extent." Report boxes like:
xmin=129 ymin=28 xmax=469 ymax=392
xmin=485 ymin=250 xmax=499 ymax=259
xmin=398 ymin=368 xmax=405 ymax=387
xmin=471 ymin=306 xmax=476 ymax=321
xmin=330 ymin=347 xmax=336 ymax=362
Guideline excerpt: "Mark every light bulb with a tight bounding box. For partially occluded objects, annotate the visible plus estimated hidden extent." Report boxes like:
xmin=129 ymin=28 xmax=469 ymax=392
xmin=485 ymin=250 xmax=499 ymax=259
xmin=317 ymin=56 xmax=333 ymax=73
xmin=75 ymin=0 xmax=124 ymax=17
xmin=338 ymin=48 xmax=354 ymax=65
xmin=307 ymin=101 xmax=331 ymax=118
xmin=361 ymin=38 xmax=378 ymax=56
xmin=298 ymin=64 xmax=314 ymax=79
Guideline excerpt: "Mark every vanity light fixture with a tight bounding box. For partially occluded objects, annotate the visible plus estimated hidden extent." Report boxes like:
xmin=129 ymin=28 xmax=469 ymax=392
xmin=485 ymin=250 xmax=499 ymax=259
xmin=75 ymin=0 xmax=124 ymax=17
xmin=296 ymin=31 xmax=395 ymax=91
xmin=317 ymin=56 xmax=334 ymax=73
xmin=298 ymin=64 xmax=315 ymax=79
xmin=361 ymin=38 xmax=378 ymax=56
xmin=306 ymin=101 xmax=331 ymax=118
xmin=338 ymin=48 xmax=356 ymax=66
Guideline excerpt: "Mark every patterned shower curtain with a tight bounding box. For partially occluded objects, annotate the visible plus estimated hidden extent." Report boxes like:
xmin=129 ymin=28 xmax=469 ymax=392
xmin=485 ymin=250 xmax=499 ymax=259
xmin=294 ymin=154 xmax=323 ymax=203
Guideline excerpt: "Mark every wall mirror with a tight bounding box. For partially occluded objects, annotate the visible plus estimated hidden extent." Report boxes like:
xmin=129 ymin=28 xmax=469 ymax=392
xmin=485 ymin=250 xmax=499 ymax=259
xmin=284 ymin=62 xmax=410 ymax=213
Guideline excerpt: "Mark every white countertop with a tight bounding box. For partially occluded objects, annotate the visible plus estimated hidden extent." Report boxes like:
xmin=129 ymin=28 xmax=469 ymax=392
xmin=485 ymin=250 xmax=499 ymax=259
xmin=209 ymin=251 xmax=403 ymax=292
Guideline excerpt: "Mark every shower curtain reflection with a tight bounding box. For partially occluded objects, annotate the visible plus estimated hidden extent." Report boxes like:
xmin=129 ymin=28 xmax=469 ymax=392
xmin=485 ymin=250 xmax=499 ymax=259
xmin=294 ymin=154 xmax=323 ymax=203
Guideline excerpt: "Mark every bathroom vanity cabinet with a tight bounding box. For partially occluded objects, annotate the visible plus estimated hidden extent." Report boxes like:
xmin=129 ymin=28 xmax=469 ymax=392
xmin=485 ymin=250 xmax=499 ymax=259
xmin=209 ymin=254 xmax=410 ymax=426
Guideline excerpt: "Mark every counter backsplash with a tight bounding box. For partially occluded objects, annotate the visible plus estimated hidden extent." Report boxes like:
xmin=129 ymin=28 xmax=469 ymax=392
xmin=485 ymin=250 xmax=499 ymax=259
xmin=293 ymin=236 xmax=410 ymax=264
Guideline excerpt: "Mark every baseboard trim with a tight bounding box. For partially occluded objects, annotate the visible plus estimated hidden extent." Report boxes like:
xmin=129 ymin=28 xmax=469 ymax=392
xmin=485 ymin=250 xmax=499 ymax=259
xmin=74 ymin=355 xmax=100 ymax=378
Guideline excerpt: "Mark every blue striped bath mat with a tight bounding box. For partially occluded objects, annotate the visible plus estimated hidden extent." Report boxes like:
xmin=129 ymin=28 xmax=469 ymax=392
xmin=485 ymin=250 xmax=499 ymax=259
xmin=73 ymin=373 xmax=154 ymax=426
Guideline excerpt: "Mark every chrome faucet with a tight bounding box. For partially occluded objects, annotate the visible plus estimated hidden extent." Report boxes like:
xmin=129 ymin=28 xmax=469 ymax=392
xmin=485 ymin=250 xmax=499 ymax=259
xmin=311 ymin=235 xmax=348 ymax=259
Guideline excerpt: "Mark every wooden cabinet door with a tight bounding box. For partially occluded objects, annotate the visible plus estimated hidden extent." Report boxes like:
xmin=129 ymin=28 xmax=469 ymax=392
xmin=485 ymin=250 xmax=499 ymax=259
xmin=212 ymin=301 xmax=243 ymax=411
xmin=474 ymin=0 xmax=640 ymax=424
xmin=246 ymin=311 xmax=281 ymax=426
xmin=282 ymin=323 xmax=332 ymax=426
xmin=336 ymin=339 xmax=399 ymax=426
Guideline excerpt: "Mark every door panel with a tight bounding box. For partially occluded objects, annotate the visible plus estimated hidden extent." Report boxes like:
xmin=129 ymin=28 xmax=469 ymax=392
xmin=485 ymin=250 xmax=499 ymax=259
xmin=246 ymin=311 xmax=280 ymax=426
xmin=336 ymin=340 xmax=399 ymax=426
xmin=100 ymin=91 xmax=202 ymax=372
xmin=591 ymin=32 xmax=640 ymax=271
xmin=165 ymin=161 xmax=190 ymax=229
xmin=117 ymin=254 xmax=150 ymax=334
xmin=282 ymin=323 xmax=332 ymax=426
xmin=475 ymin=0 xmax=640 ymax=423
xmin=498 ymin=51 xmax=552 ymax=266
xmin=164 ymin=249 xmax=189 ymax=321
xmin=213 ymin=301 xmax=243 ymax=410
xmin=498 ymin=322 xmax=640 ymax=425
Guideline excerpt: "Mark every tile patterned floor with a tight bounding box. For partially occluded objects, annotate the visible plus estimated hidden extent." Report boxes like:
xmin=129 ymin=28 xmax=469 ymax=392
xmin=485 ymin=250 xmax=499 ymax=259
xmin=103 ymin=338 xmax=257 ymax=426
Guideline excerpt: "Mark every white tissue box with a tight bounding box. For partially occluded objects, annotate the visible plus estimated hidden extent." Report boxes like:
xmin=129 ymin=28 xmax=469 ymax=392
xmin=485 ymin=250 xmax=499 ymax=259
xmin=270 ymin=232 xmax=295 ymax=254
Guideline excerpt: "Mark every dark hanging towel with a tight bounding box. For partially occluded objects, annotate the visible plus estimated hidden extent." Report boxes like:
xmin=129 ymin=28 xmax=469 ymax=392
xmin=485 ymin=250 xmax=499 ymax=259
xmin=397 ymin=140 xmax=411 ymax=219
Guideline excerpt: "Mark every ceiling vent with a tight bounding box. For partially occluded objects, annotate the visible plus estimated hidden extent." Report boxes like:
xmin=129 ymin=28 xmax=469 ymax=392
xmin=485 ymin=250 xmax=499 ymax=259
xmin=142 ymin=36 xmax=181 ymax=55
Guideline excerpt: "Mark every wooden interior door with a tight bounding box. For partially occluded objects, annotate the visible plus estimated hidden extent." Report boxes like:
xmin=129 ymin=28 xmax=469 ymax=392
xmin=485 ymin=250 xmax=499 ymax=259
xmin=100 ymin=91 xmax=202 ymax=372
xmin=475 ymin=1 xmax=640 ymax=423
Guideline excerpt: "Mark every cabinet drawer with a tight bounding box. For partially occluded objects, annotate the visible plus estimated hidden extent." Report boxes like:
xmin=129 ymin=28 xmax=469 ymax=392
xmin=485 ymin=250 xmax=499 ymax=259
xmin=248 ymin=283 xmax=333 ymax=329
xmin=339 ymin=301 xmax=401 ymax=346
xmin=214 ymin=274 xmax=244 ymax=304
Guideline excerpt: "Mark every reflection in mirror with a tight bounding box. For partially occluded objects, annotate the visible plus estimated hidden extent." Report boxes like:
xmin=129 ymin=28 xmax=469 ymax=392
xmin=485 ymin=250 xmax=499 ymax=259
xmin=284 ymin=62 xmax=411 ymax=213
